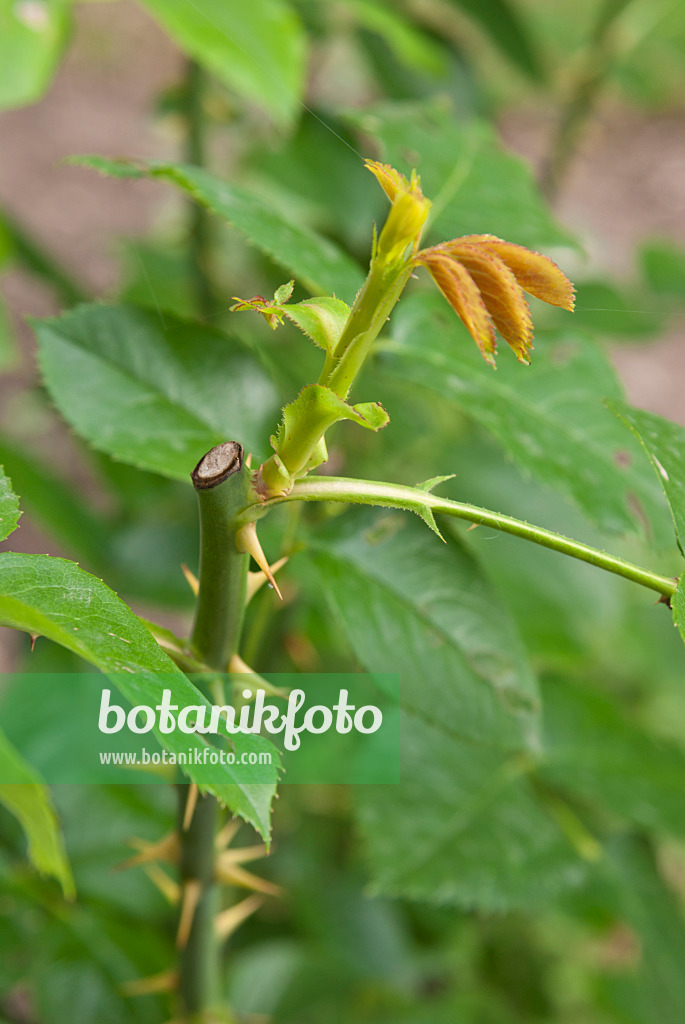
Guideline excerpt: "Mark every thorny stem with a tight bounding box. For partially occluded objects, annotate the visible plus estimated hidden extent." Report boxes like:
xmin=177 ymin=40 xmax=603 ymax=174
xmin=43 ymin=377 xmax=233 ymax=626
xmin=252 ymin=475 xmax=677 ymax=600
xmin=178 ymin=442 xmax=251 ymax=1019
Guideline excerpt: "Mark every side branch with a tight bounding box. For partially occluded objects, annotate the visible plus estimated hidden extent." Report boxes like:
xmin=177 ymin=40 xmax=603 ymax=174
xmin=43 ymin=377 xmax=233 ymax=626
xmin=253 ymin=475 xmax=677 ymax=600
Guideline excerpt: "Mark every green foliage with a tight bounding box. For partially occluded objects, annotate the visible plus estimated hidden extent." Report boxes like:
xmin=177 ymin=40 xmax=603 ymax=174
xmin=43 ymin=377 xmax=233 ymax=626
xmin=0 ymin=726 xmax=74 ymax=898
xmin=0 ymin=0 xmax=70 ymax=111
xmin=0 ymin=553 xmax=278 ymax=836
xmin=72 ymin=157 xmax=365 ymax=299
xmin=387 ymin=292 xmax=670 ymax=540
xmin=611 ymin=402 xmax=685 ymax=553
xmin=138 ymin=0 xmax=307 ymax=127
xmin=0 ymin=466 xmax=20 ymax=542
xmin=347 ymin=100 xmax=574 ymax=250
xmin=33 ymin=304 xmax=279 ymax=480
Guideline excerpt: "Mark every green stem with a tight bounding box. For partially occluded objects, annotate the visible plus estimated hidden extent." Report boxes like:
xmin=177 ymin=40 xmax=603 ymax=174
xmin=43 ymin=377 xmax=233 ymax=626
xmin=178 ymin=442 xmax=251 ymax=1019
xmin=185 ymin=59 xmax=214 ymax=320
xmin=253 ymin=475 xmax=677 ymax=599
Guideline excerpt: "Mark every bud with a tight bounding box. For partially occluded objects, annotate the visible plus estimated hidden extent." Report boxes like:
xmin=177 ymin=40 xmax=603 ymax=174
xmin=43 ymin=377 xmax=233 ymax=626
xmin=366 ymin=160 xmax=431 ymax=263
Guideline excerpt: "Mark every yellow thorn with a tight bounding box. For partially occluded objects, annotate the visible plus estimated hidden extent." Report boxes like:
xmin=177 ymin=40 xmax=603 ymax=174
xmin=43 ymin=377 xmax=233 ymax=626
xmin=466 ymin=523 xmax=479 ymax=532
xmin=182 ymin=783 xmax=199 ymax=832
xmin=246 ymin=556 xmax=288 ymax=603
xmin=176 ymin=879 xmax=202 ymax=949
xmin=117 ymin=831 xmax=180 ymax=871
xmin=181 ymin=563 xmax=199 ymax=596
xmin=245 ymin=452 xmax=253 ymax=469
xmin=215 ymin=894 xmax=264 ymax=942
xmin=143 ymin=863 xmax=181 ymax=905
xmin=228 ymin=654 xmax=291 ymax=699
xmin=121 ymin=969 xmax=178 ymax=997
xmin=215 ymin=858 xmax=283 ymax=897
xmin=235 ymin=522 xmax=282 ymax=600
xmin=219 ymin=844 xmax=268 ymax=865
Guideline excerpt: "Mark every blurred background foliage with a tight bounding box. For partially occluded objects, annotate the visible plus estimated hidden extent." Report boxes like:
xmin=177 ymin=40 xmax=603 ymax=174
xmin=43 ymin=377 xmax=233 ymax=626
xmin=1 ymin=0 xmax=685 ymax=1021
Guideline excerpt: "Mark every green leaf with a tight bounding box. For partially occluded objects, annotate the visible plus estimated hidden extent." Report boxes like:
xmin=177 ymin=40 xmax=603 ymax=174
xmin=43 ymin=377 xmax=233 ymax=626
xmin=72 ymin=157 xmax=365 ymax=300
xmin=138 ymin=0 xmax=306 ymax=127
xmin=0 ymin=726 xmax=74 ymax=898
xmin=280 ymin=297 xmax=351 ymax=354
xmin=386 ymin=292 xmax=671 ymax=541
xmin=346 ymin=0 xmax=449 ymax=76
xmin=610 ymin=401 xmax=685 ymax=553
xmin=307 ymin=511 xmax=539 ymax=754
xmin=306 ymin=511 xmax=582 ymax=909
xmin=33 ymin=304 xmax=279 ymax=481
xmin=0 ymin=553 xmax=278 ymax=837
xmin=347 ymin=100 xmax=573 ymax=250
xmin=0 ymin=0 xmax=70 ymax=111
xmin=448 ymin=0 xmax=543 ymax=80
xmin=673 ymin=575 xmax=685 ymax=647
xmin=0 ymin=438 xmax=109 ymax=568
xmin=0 ymin=465 xmax=20 ymax=542
xmin=539 ymin=678 xmax=685 ymax=837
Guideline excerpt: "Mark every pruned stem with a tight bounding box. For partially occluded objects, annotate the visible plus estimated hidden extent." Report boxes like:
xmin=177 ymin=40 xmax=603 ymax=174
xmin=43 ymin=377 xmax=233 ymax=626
xmin=178 ymin=441 xmax=251 ymax=1019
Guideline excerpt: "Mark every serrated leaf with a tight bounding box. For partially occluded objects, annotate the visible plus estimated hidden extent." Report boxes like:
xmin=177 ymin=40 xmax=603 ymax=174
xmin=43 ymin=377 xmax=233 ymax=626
xmin=386 ymin=292 xmax=671 ymax=541
xmin=610 ymin=401 xmax=685 ymax=553
xmin=0 ymin=0 xmax=70 ymax=111
xmin=0 ymin=465 xmax=20 ymax=542
xmin=305 ymin=511 xmax=584 ymax=909
xmin=673 ymin=576 xmax=685 ymax=647
xmin=307 ymin=511 xmax=539 ymax=753
xmin=33 ymin=304 xmax=278 ymax=481
xmin=539 ymin=678 xmax=685 ymax=837
xmin=347 ymin=101 xmax=573 ymax=250
xmin=0 ymin=726 xmax=74 ymax=898
xmin=282 ymin=297 xmax=350 ymax=354
xmin=0 ymin=553 xmax=278 ymax=837
xmin=138 ymin=0 xmax=306 ymax=127
xmin=72 ymin=157 xmax=365 ymax=300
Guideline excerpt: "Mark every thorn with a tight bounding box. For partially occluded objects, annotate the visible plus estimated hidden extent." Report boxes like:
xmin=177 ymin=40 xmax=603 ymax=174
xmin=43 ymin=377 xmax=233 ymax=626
xmin=143 ymin=863 xmax=181 ymax=905
xmin=176 ymin=879 xmax=202 ymax=949
xmin=246 ymin=556 xmax=288 ymax=603
xmin=215 ymin=859 xmax=283 ymax=897
xmin=121 ymin=970 xmax=178 ymax=997
xmin=117 ymin=832 xmax=180 ymax=871
xmin=215 ymin=819 xmax=241 ymax=852
xmin=245 ymin=452 xmax=253 ymax=469
xmin=181 ymin=563 xmax=199 ymax=596
xmin=235 ymin=522 xmax=282 ymax=600
xmin=29 ymin=634 xmax=39 ymax=652
xmin=215 ymin=894 xmax=263 ymax=942
xmin=228 ymin=654 xmax=291 ymax=698
xmin=182 ymin=783 xmax=199 ymax=832
xmin=466 ymin=523 xmax=480 ymax=531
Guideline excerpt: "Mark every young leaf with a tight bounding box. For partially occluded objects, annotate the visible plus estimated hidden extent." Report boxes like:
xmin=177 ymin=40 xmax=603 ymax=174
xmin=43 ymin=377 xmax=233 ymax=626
xmin=138 ymin=0 xmax=306 ymax=127
xmin=0 ymin=726 xmax=74 ymax=899
xmin=0 ymin=553 xmax=278 ymax=838
xmin=386 ymin=292 xmax=672 ymax=542
xmin=71 ymin=157 xmax=365 ymax=300
xmin=0 ymin=0 xmax=70 ymax=111
xmin=0 ymin=465 xmax=20 ymax=542
xmin=278 ymin=297 xmax=351 ymax=354
xmin=610 ymin=401 xmax=685 ymax=553
xmin=347 ymin=101 xmax=573 ymax=250
xmin=33 ymin=304 xmax=278 ymax=481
